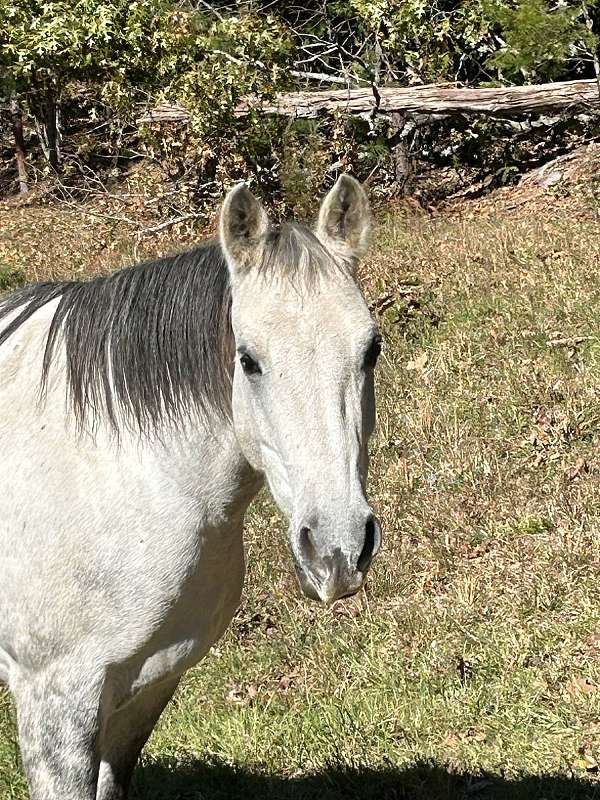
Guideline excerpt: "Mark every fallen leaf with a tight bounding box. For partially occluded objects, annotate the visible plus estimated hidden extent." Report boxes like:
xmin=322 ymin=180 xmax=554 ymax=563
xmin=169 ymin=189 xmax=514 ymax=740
xmin=226 ymin=683 xmax=245 ymax=704
xmin=406 ymin=351 xmax=428 ymax=372
xmin=565 ymin=457 xmax=588 ymax=481
xmin=226 ymin=682 xmax=258 ymax=705
xmin=444 ymin=730 xmax=461 ymax=748
xmin=589 ymin=632 xmax=600 ymax=651
xmin=277 ymin=670 xmax=301 ymax=692
xmin=568 ymin=676 xmax=598 ymax=695
xmin=573 ymin=754 xmax=598 ymax=772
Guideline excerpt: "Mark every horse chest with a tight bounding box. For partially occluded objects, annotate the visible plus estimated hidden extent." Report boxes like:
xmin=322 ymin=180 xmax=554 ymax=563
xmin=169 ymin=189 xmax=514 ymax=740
xmin=109 ymin=517 xmax=247 ymax=703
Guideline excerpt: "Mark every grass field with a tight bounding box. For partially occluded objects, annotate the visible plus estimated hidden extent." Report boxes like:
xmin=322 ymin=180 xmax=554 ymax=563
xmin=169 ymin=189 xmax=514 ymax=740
xmin=0 ymin=186 xmax=599 ymax=799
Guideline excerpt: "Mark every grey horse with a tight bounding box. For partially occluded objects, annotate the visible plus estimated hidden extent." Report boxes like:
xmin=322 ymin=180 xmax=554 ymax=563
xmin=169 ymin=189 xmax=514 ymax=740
xmin=0 ymin=175 xmax=382 ymax=799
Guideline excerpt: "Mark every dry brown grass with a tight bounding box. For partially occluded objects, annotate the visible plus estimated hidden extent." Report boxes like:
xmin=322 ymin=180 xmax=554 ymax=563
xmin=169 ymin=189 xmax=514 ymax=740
xmin=0 ymin=173 xmax=599 ymax=799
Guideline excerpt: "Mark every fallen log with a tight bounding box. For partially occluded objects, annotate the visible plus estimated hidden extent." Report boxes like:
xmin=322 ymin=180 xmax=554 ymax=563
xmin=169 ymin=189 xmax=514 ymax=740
xmin=236 ymin=79 xmax=600 ymax=118
xmin=137 ymin=79 xmax=600 ymax=125
xmin=138 ymin=104 xmax=190 ymax=124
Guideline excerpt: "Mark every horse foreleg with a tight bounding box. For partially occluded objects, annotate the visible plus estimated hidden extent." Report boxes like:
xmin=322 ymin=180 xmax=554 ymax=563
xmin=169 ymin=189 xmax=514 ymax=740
xmin=96 ymin=676 xmax=180 ymax=800
xmin=14 ymin=672 xmax=103 ymax=800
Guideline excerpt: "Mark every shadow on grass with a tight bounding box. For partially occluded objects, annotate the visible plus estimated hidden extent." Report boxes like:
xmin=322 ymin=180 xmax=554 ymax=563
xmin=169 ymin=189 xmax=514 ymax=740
xmin=132 ymin=758 xmax=599 ymax=800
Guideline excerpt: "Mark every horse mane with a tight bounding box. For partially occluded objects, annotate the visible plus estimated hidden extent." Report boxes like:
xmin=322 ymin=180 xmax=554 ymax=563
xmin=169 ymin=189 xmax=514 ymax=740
xmin=0 ymin=243 xmax=233 ymax=432
xmin=0 ymin=223 xmax=338 ymax=433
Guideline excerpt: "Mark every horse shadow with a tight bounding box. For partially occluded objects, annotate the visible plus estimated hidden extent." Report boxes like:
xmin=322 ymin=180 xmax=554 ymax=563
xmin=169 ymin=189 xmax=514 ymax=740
xmin=132 ymin=758 xmax=599 ymax=800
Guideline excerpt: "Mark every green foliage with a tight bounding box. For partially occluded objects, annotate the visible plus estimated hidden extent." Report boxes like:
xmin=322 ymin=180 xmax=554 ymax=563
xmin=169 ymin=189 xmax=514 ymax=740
xmin=2 ymin=0 xmax=600 ymax=200
xmin=1 ymin=1 xmax=293 ymax=127
xmin=278 ymin=0 xmax=496 ymax=86
xmin=485 ymin=0 xmax=598 ymax=82
xmin=2 ymin=0 xmax=595 ymax=109
xmin=0 ymin=263 xmax=25 ymax=292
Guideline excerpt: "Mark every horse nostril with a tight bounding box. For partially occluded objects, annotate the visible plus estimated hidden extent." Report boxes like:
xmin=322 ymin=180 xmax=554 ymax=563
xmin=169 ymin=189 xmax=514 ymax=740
xmin=357 ymin=516 xmax=381 ymax=573
xmin=299 ymin=526 xmax=317 ymax=564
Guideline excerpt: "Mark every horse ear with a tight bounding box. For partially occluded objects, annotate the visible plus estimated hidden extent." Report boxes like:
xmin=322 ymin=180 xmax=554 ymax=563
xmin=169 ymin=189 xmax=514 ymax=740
xmin=316 ymin=175 xmax=372 ymax=272
xmin=220 ymin=183 xmax=270 ymax=278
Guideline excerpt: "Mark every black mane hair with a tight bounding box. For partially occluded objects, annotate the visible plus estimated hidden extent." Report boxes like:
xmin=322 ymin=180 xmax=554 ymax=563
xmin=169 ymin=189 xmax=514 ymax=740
xmin=0 ymin=223 xmax=339 ymax=433
xmin=0 ymin=243 xmax=233 ymax=430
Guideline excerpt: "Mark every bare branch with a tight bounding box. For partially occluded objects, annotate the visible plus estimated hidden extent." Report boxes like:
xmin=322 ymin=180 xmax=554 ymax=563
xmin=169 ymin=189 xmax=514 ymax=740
xmin=290 ymin=70 xmax=355 ymax=85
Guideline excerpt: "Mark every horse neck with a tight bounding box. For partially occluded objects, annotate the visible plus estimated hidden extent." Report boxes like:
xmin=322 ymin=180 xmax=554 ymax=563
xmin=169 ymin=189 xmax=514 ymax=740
xmin=132 ymin=412 xmax=263 ymax=525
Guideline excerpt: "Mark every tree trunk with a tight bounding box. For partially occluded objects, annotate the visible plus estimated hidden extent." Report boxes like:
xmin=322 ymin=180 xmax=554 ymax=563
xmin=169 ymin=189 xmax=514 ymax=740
xmin=386 ymin=113 xmax=413 ymax=194
xmin=10 ymin=97 xmax=28 ymax=195
xmin=44 ymin=88 xmax=60 ymax=170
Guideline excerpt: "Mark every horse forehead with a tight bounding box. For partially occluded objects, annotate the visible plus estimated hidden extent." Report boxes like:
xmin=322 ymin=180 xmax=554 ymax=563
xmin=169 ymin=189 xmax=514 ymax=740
xmin=233 ymin=278 xmax=371 ymax=337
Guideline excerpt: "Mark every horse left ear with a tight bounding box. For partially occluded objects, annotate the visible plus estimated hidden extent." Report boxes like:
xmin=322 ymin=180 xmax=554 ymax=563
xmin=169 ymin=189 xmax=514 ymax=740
xmin=316 ymin=175 xmax=372 ymax=272
xmin=220 ymin=183 xmax=270 ymax=278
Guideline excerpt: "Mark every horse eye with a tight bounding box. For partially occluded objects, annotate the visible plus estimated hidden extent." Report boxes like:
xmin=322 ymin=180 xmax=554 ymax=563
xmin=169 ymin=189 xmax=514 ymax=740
xmin=364 ymin=335 xmax=383 ymax=369
xmin=240 ymin=353 xmax=261 ymax=375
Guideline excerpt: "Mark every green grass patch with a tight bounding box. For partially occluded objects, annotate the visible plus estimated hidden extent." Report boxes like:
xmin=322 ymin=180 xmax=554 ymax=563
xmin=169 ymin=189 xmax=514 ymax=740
xmin=1 ymin=207 xmax=599 ymax=799
xmin=0 ymin=263 xmax=25 ymax=293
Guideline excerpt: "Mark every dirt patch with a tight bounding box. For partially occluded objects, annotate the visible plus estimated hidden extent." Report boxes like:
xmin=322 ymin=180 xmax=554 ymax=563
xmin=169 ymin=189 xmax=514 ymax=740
xmin=441 ymin=142 xmax=600 ymax=222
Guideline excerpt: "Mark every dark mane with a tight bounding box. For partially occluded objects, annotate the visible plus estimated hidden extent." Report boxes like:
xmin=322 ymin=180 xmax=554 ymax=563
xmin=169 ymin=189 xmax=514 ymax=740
xmin=0 ymin=242 xmax=233 ymax=431
xmin=0 ymin=223 xmax=340 ymax=433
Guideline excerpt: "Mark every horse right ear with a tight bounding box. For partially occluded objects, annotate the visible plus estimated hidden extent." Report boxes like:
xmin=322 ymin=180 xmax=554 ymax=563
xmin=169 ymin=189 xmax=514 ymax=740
xmin=220 ymin=183 xmax=270 ymax=279
xmin=316 ymin=175 xmax=371 ymax=273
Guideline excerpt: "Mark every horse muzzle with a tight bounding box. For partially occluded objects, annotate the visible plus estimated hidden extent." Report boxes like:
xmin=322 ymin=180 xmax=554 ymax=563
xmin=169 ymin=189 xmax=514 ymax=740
xmin=292 ymin=515 xmax=382 ymax=604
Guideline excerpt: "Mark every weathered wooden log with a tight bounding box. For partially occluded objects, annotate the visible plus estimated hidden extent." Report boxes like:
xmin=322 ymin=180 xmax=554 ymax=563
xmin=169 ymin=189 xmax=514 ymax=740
xmin=137 ymin=79 xmax=600 ymax=126
xmin=236 ymin=79 xmax=600 ymax=118
xmin=137 ymin=104 xmax=191 ymax=124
